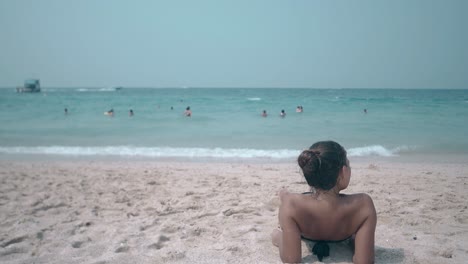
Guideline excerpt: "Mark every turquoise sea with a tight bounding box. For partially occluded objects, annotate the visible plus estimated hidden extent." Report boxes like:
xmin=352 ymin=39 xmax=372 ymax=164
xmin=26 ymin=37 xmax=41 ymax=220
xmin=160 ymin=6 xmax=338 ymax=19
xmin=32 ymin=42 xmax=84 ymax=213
xmin=1 ymin=88 xmax=467 ymax=161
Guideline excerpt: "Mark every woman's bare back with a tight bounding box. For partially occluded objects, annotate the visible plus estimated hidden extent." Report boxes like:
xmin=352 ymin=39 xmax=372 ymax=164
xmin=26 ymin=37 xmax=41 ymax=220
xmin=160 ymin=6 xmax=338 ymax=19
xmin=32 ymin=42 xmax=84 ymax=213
xmin=272 ymin=142 xmax=376 ymax=263
xmin=284 ymin=192 xmax=373 ymax=241
xmin=275 ymin=190 xmax=376 ymax=263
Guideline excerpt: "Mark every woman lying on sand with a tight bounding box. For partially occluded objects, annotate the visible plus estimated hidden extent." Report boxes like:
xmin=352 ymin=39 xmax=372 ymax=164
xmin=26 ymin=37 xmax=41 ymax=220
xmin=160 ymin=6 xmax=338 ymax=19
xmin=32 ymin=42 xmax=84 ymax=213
xmin=271 ymin=141 xmax=376 ymax=263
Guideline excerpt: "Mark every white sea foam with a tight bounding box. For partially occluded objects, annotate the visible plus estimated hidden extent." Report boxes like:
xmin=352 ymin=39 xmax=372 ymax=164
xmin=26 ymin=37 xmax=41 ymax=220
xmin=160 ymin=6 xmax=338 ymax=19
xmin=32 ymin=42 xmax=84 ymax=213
xmin=0 ymin=146 xmax=299 ymax=159
xmin=247 ymin=97 xmax=261 ymax=101
xmin=347 ymin=145 xmax=407 ymax=157
xmin=0 ymin=145 xmax=410 ymax=158
xmin=98 ymin=87 xmax=117 ymax=92
xmin=76 ymin=88 xmax=116 ymax=92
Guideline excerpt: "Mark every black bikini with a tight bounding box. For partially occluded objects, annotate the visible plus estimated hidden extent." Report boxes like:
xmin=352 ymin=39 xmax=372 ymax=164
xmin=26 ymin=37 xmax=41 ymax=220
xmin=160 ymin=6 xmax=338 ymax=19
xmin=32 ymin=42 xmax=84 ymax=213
xmin=301 ymin=235 xmax=352 ymax=261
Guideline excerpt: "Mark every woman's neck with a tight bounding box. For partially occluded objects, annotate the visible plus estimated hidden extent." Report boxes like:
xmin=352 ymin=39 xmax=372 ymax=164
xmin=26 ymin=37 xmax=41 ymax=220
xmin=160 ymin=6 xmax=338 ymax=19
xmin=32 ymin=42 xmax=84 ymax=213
xmin=311 ymin=187 xmax=341 ymax=200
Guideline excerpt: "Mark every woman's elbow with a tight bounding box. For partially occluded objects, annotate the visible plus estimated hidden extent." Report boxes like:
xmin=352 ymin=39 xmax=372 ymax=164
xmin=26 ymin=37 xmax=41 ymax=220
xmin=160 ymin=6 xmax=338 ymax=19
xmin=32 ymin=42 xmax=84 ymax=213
xmin=281 ymin=256 xmax=301 ymax=263
xmin=353 ymin=255 xmax=374 ymax=264
xmin=280 ymin=252 xmax=301 ymax=263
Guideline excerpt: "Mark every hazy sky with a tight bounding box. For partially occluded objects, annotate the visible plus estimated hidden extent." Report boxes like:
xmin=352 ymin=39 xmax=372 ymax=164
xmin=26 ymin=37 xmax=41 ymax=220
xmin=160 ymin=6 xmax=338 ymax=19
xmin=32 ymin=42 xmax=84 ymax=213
xmin=1 ymin=0 xmax=467 ymax=88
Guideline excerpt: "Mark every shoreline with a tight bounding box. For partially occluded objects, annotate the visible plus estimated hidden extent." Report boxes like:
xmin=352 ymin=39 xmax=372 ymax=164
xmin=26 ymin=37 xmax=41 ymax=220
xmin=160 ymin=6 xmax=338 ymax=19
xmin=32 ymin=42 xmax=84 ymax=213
xmin=1 ymin=159 xmax=467 ymax=263
xmin=1 ymin=152 xmax=468 ymax=164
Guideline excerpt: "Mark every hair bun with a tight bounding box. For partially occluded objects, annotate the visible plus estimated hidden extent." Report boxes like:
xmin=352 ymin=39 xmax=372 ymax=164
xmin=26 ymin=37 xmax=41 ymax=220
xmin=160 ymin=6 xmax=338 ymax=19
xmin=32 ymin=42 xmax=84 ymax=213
xmin=298 ymin=150 xmax=321 ymax=169
xmin=297 ymin=141 xmax=347 ymax=190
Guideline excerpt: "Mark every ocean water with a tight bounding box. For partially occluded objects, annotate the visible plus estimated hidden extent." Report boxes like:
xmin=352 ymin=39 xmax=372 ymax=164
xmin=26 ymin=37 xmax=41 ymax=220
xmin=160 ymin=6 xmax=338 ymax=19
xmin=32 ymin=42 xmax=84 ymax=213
xmin=1 ymin=88 xmax=467 ymax=161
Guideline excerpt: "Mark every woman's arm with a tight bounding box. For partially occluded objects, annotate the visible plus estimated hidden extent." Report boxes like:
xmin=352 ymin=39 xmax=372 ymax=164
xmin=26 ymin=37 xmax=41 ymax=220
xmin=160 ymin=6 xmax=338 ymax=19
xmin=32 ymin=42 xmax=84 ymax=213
xmin=353 ymin=194 xmax=377 ymax=264
xmin=277 ymin=197 xmax=302 ymax=263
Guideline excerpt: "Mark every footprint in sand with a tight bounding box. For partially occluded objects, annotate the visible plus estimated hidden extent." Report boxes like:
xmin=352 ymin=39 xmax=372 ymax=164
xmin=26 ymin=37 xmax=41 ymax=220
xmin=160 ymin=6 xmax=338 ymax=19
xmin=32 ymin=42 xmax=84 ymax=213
xmin=71 ymin=241 xmax=84 ymax=248
xmin=222 ymin=207 xmax=255 ymax=217
xmin=190 ymin=227 xmax=203 ymax=236
xmin=115 ymin=245 xmax=130 ymax=253
xmin=0 ymin=245 xmax=27 ymax=257
xmin=148 ymin=235 xmax=170 ymax=250
xmin=115 ymin=240 xmax=130 ymax=253
xmin=433 ymin=248 xmax=454 ymax=259
xmin=147 ymin=180 xmax=160 ymax=186
xmin=0 ymin=235 xmax=28 ymax=248
xmin=162 ymin=250 xmax=186 ymax=261
xmin=36 ymin=232 xmax=44 ymax=241
xmin=71 ymin=236 xmax=91 ymax=249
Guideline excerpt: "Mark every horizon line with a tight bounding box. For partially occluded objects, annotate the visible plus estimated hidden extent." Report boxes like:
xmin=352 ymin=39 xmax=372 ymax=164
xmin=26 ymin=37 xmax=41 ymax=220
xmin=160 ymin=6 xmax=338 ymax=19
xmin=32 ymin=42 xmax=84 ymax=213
xmin=1 ymin=86 xmax=467 ymax=90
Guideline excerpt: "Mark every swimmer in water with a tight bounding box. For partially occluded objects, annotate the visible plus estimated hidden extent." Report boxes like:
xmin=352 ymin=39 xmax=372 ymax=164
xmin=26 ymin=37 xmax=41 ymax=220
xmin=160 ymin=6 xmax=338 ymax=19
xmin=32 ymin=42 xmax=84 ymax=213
xmin=184 ymin=106 xmax=192 ymax=117
xmin=105 ymin=109 xmax=114 ymax=117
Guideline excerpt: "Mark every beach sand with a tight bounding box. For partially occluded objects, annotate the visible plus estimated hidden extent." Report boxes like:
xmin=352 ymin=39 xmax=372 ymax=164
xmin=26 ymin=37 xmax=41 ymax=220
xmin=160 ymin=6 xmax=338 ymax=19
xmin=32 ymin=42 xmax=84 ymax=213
xmin=0 ymin=159 xmax=467 ymax=263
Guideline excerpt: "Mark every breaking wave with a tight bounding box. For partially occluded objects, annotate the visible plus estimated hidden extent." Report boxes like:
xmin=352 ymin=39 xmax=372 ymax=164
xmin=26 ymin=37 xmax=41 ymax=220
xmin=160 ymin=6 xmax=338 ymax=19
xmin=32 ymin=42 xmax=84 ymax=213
xmin=0 ymin=145 xmax=409 ymax=158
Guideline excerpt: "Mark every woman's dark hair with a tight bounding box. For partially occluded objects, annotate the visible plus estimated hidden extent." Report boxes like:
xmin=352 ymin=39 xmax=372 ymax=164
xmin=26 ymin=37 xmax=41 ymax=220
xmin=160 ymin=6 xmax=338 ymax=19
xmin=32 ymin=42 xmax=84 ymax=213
xmin=298 ymin=141 xmax=347 ymax=190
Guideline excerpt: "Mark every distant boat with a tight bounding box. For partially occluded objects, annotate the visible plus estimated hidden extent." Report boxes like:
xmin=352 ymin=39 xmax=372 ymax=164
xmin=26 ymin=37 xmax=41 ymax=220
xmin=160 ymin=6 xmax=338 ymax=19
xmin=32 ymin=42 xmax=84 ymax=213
xmin=16 ymin=79 xmax=41 ymax=93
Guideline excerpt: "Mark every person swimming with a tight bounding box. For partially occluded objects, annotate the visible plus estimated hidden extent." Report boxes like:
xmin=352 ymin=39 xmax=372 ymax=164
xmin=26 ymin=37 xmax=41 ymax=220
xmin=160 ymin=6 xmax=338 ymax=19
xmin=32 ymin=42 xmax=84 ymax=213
xmin=129 ymin=109 xmax=134 ymax=117
xmin=104 ymin=109 xmax=114 ymax=116
xmin=262 ymin=110 xmax=268 ymax=117
xmin=280 ymin=109 xmax=286 ymax=118
xmin=271 ymin=141 xmax=376 ymax=263
xmin=184 ymin=106 xmax=192 ymax=117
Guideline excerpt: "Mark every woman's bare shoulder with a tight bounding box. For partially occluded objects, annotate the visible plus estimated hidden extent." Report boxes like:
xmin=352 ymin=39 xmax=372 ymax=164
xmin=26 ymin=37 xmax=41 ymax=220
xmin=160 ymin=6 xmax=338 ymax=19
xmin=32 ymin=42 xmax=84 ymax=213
xmin=278 ymin=190 xmax=311 ymax=211
xmin=342 ymin=193 xmax=376 ymax=214
xmin=279 ymin=190 xmax=302 ymax=204
xmin=343 ymin=192 xmax=374 ymax=201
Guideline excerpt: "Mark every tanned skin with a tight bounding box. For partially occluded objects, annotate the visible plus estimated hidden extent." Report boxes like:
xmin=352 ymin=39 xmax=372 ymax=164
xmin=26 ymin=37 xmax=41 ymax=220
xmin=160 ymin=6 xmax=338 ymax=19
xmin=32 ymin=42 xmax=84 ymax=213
xmin=271 ymin=160 xmax=377 ymax=263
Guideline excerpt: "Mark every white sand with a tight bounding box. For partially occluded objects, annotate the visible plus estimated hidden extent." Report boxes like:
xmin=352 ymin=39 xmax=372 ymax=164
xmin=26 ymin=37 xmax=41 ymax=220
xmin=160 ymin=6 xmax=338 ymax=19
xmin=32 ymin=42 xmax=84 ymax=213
xmin=0 ymin=160 xmax=467 ymax=263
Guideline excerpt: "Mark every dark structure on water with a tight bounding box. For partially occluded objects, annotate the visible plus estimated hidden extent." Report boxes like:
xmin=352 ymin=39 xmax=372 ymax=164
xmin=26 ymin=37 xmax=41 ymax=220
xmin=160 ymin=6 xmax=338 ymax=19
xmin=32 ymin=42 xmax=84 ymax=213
xmin=16 ymin=79 xmax=41 ymax=93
